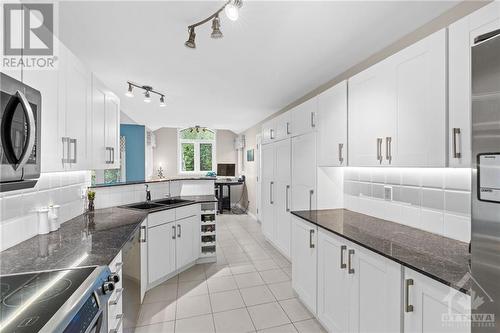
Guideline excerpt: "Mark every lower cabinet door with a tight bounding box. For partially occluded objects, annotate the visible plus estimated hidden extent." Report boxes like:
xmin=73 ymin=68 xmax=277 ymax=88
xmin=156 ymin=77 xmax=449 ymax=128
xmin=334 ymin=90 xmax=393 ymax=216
xmin=148 ymin=222 xmax=176 ymax=284
xmin=291 ymin=216 xmax=317 ymax=314
xmin=404 ymin=268 xmax=471 ymax=333
xmin=317 ymin=230 xmax=350 ymax=333
xmin=140 ymin=221 xmax=148 ymax=303
xmin=175 ymin=215 xmax=198 ymax=269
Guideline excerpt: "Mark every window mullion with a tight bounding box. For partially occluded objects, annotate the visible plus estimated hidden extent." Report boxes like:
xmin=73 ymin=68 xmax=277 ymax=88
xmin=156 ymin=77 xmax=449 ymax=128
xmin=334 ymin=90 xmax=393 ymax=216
xmin=194 ymin=143 xmax=200 ymax=172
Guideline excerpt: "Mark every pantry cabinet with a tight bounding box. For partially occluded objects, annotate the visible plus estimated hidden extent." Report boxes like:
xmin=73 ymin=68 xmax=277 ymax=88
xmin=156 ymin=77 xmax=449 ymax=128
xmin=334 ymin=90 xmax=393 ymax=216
xmin=404 ymin=268 xmax=470 ymax=333
xmin=448 ymin=2 xmax=500 ymax=167
xmin=291 ymin=216 xmax=317 ymax=314
xmin=316 ymin=81 xmax=348 ymax=167
xmin=274 ymin=139 xmax=292 ymax=257
xmin=291 ymin=97 xmax=317 ymax=137
xmin=261 ymin=143 xmax=275 ymax=240
xmin=349 ymin=29 xmax=447 ymax=167
xmin=291 ymin=132 xmax=317 ymax=211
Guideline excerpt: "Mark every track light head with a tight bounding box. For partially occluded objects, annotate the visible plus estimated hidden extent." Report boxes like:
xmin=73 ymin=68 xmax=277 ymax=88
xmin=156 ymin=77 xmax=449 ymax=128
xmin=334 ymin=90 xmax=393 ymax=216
xmin=125 ymin=83 xmax=134 ymax=97
xmin=211 ymin=15 xmax=223 ymax=39
xmin=185 ymin=28 xmax=196 ymax=49
xmin=225 ymin=0 xmax=242 ymax=21
xmin=159 ymin=95 xmax=166 ymax=107
xmin=144 ymin=90 xmax=151 ymax=103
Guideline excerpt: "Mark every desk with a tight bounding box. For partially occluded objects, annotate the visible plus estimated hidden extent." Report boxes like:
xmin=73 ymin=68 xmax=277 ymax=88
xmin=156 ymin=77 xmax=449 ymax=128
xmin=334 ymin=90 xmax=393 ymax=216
xmin=215 ymin=180 xmax=244 ymax=214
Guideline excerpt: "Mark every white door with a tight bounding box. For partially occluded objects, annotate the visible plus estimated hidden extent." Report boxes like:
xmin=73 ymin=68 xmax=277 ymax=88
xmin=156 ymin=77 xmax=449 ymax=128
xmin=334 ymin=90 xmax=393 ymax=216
xmin=261 ymin=119 xmax=275 ymax=145
xmin=261 ymin=143 xmax=275 ymax=240
xmin=256 ymin=135 xmax=262 ymax=222
xmin=349 ymin=246 xmax=401 ymax=333
xmin=291 ymin=97 xmax=317 ymax=137
xmin=274 ymin=111 xmax=291 ymax=141
xmin=391 ymin=29 xmax=447 ymax=167
xmin=147 ymin=222 xmax=176 ymax=284
xmin=348 ymin=59 xmax=394 ymax=166
xmin=105 ymin=93 xmax=120 ymax=169
xmin=175 ymin=215 xmax=198 ymax=269
xmin=274 ymin=138 xmax=291 ymax=257
xmin=65 ymin=49 xmax=91 ymax=170
xmin=317 ymin=81 xmax=348 ymax=167
xmin=291 ymin=132 xmax=317 ymax=211
xmin=291 ymin=216 xmax=317 ymax=314
xmin=317 ymin=229 xmax=350 ymax=333
xmin=92 ymin=76 xmax=107 ymax=170
xmin=404 ymin=268 xmax=470 ymax=333
xmin=140 ymin=221 xmax=148 ymax=302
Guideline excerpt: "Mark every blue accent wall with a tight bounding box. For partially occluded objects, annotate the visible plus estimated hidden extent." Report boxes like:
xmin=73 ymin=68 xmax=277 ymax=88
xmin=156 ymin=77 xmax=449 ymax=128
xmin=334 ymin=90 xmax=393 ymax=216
xmin=120 ymin=124 xmax=145 ymax=182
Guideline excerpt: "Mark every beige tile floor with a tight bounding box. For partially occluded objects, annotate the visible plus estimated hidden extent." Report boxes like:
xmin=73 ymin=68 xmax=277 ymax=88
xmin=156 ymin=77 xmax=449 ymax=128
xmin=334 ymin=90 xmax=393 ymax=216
xmin=130 ymin=214 xmax=327 ymax=333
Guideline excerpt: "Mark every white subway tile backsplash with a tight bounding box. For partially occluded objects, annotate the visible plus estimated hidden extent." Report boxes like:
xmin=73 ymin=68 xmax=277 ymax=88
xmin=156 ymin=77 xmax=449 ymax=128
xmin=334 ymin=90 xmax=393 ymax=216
xmin=372 ymin=184 xmax=385 ymax=199
xmin=399 ymin=186 xmax=421 ymax=206
xmin=420 ymin=209 xmax=444 ymax=236
xmin=421 ymin=188 xmax=444 ymax=211
xmin=444 ymin=214 xmax=471 ymax=243
xmin=401 ymin=169 xmax=421 ymax=187
xmin=445 ymin=169 xmax=471 ymax=191
xmin=421 ymin=169 xmax=445 ymax=189
xmin=359 ymin=183 xmax=372 ymax=197
xmin=358 ymin=169 xmax=371 ymax=182
xmin=371 ymin=168 xmax=386 ymax=184
xmin=444 ymin=191 xmax=471 ymax=216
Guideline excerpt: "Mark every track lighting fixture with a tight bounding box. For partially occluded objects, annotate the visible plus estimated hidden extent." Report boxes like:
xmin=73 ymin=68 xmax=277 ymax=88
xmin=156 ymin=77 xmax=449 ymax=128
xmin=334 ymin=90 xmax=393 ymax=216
xmin=125 ymin=81 xmax=167 ymax=107
xmin=185 ymin=0 xmax=243 ymax=49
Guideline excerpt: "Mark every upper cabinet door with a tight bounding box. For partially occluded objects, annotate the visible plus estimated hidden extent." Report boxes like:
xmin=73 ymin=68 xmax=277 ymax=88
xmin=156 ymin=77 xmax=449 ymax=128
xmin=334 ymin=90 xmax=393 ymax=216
xmin=449 ymin=2 xmax=500 ymax=167
xmin=91 ymin=76 xmax=107 ymax=170
xmin=391 ymin=29 xmax=447 ymax=167
xmin=274 ymin=111 xmax=292 ymax=141
xmin=261 ymin=118 xmax=275 ymax=145
xmin=291 ymin=97 xmax=318 ymax=137
xmin=105 ymin=93 xmax=120 ymax=169
xmin=317 ymin=81 xmax=348 ymax=167
xmin=291 ymin=132 xmax=317 ymax=211
xmin=348 ymin=60 xmax=394 ymax=166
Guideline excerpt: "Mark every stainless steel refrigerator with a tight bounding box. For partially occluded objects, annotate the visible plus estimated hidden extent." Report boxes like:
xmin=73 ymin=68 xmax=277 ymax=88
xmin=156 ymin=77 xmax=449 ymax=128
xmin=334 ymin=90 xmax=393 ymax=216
xmin=471 ymin=28 xmax=500 ymax=332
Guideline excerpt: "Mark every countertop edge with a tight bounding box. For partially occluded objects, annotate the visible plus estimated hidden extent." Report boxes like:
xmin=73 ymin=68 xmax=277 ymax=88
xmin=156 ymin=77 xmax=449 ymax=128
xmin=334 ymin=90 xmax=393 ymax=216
xmin=290 ymin=211 xmax=469 ymax=295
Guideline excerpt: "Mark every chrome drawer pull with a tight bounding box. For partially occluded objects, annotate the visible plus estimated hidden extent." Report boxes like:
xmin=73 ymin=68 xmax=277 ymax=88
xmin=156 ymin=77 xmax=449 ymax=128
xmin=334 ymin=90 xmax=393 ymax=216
xmin=340 ymin=245 xmax=347 ymax=269
xmin=453 ymin=128 xmax=462 ymax=158
xmin=110 ymin=288 xmax=124 ymax=305
xmin=309 ymin=229 xmax=315 ymax=249
xmin=109 ymin=314 xmax=123 ymax=333
xmin=348 ymin=249 xmax=355 ymax=274
xmin=405 ymin=279 xmax=414 ymax=312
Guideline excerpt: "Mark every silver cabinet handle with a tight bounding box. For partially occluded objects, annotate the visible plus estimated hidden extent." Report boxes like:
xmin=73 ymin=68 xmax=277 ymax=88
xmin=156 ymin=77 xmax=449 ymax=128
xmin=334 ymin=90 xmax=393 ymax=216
xmin=309 ymin=189 xmax=314 ymax=211
xmin=405 ymin=278 xmax=414 ymax=312
xmin=109 ymin=288 xmax=124 ymax=305
xmin=309 ymin=229 xmax=315 ymax=248
xmin=105 ymin=147 xmax=111 ymax=164
xmin=270 ymin=182 xmax=274 ymax=204
xmin=172 ymin=225 xmax=176 ymax=239
xmin=348 ymin=249 xmax=355 ymax=274
xmin=113 ymin=262 xmax=123 ymax=275
xmin=69 ymin=138 xmax=77 ymax=164
xmin=285 ymin=185 xmax=290 ymax=212
xmin=453 ymin=128 xmax=462 ymax=158
xmin=340 ymin=245 xmax=347 ymax=269
xmin=286 ymin=122 xmax=291 ymax=135
xmin=377 ymin=138 xmax=383 ymax=163
xmin=311 ymin=112 xmax=316 ymax=128
xmin=338 ymin=143 xmax=344 ymax=164
xmin=270 ymin=129 xmax=275 ymax=140
xmin=109 ymin=314 xmax=123 ymax=333
xmin=111 ymin=147 xmax=115 ymax=164
xmin=62 ymin=137 xmax=69 ymax=163
xmin=385 ymin=137 xmax=392 ymax=163
xmin=140 ymin=225 xmax=147 ymax=243
xmin=177 ymin=224 xmax=181 ymax=238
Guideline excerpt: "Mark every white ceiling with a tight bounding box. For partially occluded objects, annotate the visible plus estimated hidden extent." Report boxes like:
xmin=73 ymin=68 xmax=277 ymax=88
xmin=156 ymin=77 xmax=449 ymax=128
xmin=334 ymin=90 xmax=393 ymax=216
xmin=58 ymin=1 xmax=458 ymax=133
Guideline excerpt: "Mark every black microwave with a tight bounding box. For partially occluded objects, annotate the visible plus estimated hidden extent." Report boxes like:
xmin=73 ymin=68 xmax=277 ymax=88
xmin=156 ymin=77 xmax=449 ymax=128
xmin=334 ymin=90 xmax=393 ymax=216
xmin=0 ymin=72 xmax=41 ymax=192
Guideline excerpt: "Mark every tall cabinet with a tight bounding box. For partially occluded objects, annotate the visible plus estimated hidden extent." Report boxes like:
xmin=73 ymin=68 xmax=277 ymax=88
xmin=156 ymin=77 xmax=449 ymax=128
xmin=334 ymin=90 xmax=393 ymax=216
xmin=291 ymin=131 xmax=317 ymax=211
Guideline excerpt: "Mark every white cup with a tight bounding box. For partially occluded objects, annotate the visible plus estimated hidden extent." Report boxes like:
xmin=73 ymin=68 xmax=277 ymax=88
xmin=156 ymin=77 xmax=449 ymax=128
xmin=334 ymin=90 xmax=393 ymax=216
xmin=38 ymin=208 xmax=50 ymax=235
xmin=49 ymin=205 xmax=61 ymax=232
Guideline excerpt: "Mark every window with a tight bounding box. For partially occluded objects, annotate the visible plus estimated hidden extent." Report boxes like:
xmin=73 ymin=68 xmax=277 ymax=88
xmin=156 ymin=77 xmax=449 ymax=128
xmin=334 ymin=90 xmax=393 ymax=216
xmin=178 ymin=128 xmax=216 ymax=173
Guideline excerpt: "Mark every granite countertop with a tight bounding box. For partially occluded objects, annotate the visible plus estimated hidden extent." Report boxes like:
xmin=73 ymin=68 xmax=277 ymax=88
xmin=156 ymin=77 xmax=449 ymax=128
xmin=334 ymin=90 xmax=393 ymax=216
xmin=89 ymin=177 xmax=216 ymax=189
xmin=292 ymin=209 xmax=471 ymax=294
xmin=119 ymin=195 xmax=218 ymax=213
xmin=0 ymin=196 xmax=218 ymax=275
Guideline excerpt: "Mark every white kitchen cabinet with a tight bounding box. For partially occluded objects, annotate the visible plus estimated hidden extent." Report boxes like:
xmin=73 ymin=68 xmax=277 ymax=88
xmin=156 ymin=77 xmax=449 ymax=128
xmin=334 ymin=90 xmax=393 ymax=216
xmin=274 ymin=111 xmax=292 ymax=141
xmin=291 ymin=97 xmax=317 ymax=137
xmin=92 ymin=75 xmax=120 ymax=170
xmin=140 ymin=221 xmax=148 ymax=303
xmin=391 ymin=29 xmax=447 ymax=167
xmin=262 ymin=119 xmax=275 ymax=145
xmin=147 ymin=220 xmax=176 ymax=285
xmin=317 ymin=229 xmax=401 ymax=333
xmin=448 ymin=2 xmax=500 ymax=167
xmin=274 ymin=138 xmax=291 ymax=257
xmin=317 ymin=81 xmax=348 ymax=167
xmin=349 ymin=29 xmax=446 ymax=167
xmin=291 ymin=132 xmax=317 ymax=211
xmin=261 ymin=143 xmax=275 ymax=240
xmin=175 ymin=215 xmax=199 ymax=270
xmin=404 ymin=268 xmax=470 ymax=333
xmin=108 ymin=251 xmax=124 ymax=333
xmin=291 ymin=215 xmax=317 ymax=314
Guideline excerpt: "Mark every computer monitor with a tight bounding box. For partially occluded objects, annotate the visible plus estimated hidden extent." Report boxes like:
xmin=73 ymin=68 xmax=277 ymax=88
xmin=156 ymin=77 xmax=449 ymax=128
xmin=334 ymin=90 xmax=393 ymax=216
xmin=217 ymin=163 xmax=236 ymax=177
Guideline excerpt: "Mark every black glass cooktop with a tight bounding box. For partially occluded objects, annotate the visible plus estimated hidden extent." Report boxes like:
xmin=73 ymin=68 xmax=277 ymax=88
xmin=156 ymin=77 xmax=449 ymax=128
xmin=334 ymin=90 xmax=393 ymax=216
xmin=0 ymin=266 xmax=96 ymax=332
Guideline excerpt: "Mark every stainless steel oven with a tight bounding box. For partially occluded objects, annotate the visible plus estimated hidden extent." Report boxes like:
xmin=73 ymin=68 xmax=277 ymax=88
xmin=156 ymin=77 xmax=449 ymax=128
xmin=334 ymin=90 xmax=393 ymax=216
xmin=0 ymin=72 xmax=41 ymax=192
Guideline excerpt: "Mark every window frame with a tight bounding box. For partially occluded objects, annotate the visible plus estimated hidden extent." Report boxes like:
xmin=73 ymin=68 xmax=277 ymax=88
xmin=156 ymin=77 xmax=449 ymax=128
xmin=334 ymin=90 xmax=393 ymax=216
xmin=178 ymin=128 xmax=217 ymax=174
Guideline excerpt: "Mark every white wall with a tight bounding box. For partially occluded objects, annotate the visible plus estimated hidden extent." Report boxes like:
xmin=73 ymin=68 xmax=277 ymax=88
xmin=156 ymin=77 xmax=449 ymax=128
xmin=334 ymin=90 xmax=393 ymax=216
xmin=0 ymin=171 xmax=90 ymax=250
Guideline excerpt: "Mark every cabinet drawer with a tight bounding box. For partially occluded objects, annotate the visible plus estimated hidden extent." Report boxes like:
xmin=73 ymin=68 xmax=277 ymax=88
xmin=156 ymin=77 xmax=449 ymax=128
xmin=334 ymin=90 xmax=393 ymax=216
xmin=176 ymin=204 xmax=199 ymax=220
xmin=148 ymin=209 xmax=175 ymax=228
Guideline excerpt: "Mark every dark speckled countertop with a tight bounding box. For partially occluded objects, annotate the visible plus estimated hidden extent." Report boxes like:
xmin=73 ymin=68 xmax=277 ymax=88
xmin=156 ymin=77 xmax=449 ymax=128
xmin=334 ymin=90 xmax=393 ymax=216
xmin=0 ymin=196 xmax=217 ymax=275
xmin=292 ymin=209 xmax=471 ymax=294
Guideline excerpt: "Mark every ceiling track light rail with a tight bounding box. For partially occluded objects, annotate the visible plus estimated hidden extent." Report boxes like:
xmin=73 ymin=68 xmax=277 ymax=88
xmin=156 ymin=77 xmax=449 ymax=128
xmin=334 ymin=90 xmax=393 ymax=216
xmin=125 ymin=81 xmax=166 ymax=107
xmin=185 ymin=0 xmax=242 ymax=49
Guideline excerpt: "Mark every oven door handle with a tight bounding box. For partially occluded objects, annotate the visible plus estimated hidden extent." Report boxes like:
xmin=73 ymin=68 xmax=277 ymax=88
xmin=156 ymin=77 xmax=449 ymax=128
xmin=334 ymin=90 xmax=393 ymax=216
xmin=0 ymin=90 xmax=36 ymax=171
